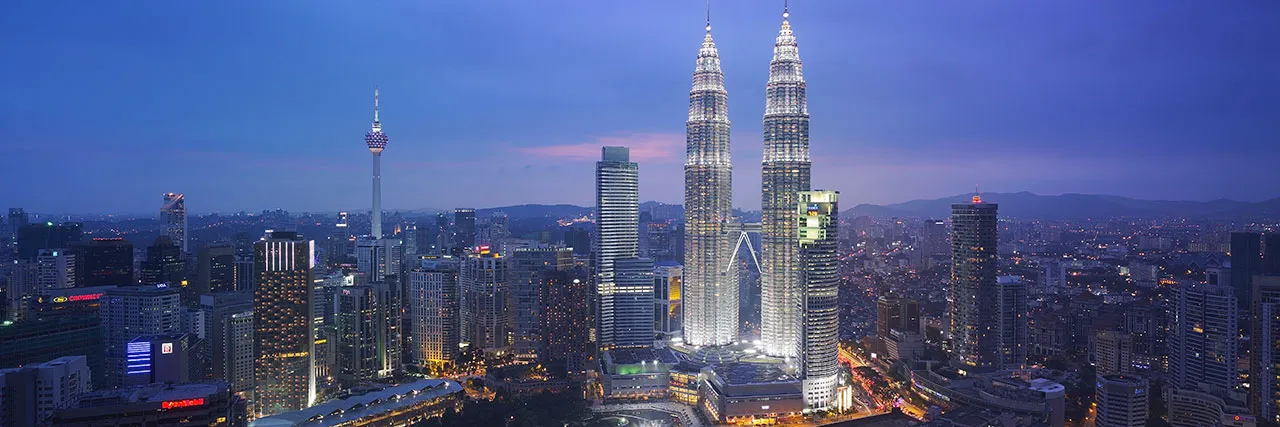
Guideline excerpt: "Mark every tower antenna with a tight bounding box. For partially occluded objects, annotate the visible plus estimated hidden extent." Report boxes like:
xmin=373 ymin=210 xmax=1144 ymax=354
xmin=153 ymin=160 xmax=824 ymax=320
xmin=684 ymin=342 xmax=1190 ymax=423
xmin=374 ymin=86 xmax=380 ymax=123
xmin=784 ymin=0 xmax=789 ymax=18
xmin=706 ymin=0 xmax=711 ymax=32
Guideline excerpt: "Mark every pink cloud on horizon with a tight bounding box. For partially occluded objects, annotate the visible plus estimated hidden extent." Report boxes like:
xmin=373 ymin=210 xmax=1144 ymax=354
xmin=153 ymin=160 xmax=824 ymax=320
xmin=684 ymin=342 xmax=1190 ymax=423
xmin=517 ymin=133 xmax=683 ymax=163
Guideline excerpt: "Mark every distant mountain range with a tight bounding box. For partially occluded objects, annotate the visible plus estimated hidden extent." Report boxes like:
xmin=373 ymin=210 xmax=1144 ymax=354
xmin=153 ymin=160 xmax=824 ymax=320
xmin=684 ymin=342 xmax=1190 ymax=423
xmin=846 ymin=192 xmax=1280 ymax=220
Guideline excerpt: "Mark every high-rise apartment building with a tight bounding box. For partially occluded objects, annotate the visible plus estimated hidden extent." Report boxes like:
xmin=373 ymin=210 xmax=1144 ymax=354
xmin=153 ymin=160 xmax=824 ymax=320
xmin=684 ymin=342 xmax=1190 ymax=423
xmin=921 ymin=219 xmax=948 ymax=259
xmin=950 ymin=196 xmax=1000 ymax=369
xmin=1095 ymin=329 xmax=1135 ymax=376
xmin=797 ymin=190 xmax=839 ymax=409
xmin=70 ymin=238 xmax=133 ymax=287
xmin=683 ymin=13 xmax=737 ymax=348
xmin=355 ymin=236 xmax=403 ymax=285
xmin=460 ymin=247 xmax=508 ymax=350
xmin=1251 ymin=275 xmax=1280 ymax=424
xmin=408 ymin=257 xmax=460 ymax=370
xmin=252 ymin=231 xmax=315 ymax=417
xmin=1169 ymin=283 xmax=1238 ymax=395
xmin=99 ymin=285 xmax=182 ymax=388
xmin=508 ymin=246 xmax=572 ymax=360
xmin=996 ymin=276 xmax=1029 ymax=368
xmin=760 ymin=4 xmax=811 ymax=359
xmin=544 ymin=267 xmax=592 ymax=375
xmin=653 ymin=265 xmax=683 ymax=337
xmin=364 ymin=89 xmax=388 ymax=240
xmin=595 ymin=146 xmax=643 ymax=349
xmin=161 ymin=193 xmax=187 ymax=254
xmin=1096 ymin=375 xmax=1150 ymax=427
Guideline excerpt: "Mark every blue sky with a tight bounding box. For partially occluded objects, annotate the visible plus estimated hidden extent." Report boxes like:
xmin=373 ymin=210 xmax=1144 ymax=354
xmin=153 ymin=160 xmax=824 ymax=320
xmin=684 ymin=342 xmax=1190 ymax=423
xmin=2 ymin=1 xmax=1278 ymax=213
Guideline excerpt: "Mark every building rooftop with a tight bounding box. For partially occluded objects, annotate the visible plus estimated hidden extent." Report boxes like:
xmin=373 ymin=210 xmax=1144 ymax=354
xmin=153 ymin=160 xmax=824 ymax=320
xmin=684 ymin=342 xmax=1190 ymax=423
xmin=709 ymin=362 xmax=796 ymax=386
xmin=607 ymin=347 xmax=681 ymax=365
xmin=250 ymin=379 xmax=460 ymax=427
xmin=76 ymin=381 xmax=224 ymax=408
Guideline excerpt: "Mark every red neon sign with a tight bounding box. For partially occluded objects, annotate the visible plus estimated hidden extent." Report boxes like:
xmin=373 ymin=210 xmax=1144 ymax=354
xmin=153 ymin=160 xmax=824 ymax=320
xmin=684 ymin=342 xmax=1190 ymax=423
xmin=68 ymin=293 xmax=103 ymax=302
xmin=161 ymin=398 xmax=205 ymax=409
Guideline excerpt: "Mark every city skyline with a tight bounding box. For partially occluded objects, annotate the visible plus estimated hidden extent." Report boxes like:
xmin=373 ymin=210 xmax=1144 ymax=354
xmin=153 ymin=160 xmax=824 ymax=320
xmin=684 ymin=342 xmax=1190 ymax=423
xmin=4 ymin=1 xmax=1279 ymax=213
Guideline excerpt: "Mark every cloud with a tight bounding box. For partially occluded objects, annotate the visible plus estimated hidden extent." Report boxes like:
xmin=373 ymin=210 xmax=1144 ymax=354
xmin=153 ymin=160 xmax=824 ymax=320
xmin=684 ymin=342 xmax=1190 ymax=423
xmin=517 ymin=132 xmax=683 ymax=163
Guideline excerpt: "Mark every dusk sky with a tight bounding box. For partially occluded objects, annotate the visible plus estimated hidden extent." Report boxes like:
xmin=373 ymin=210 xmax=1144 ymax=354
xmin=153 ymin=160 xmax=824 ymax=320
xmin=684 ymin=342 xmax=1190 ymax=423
xmin=2 ymin=1 xmax=1278 ymax=214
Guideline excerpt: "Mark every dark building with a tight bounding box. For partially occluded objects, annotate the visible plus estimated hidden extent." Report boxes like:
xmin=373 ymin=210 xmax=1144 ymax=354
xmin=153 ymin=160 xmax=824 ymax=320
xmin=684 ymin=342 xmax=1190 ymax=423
xmin=124 ymin=334 xmax=192 ymax=386
xmin=507 ymin=246 xmax=573 ymax=361
xmin=1265 ymin=234 xmax=1280 ymax=276
xmin=7 ymin=208 xmax=29 ymax=239
xmin=50 ymin=381 xmax=247 ymax=427
xmin=950 ymin=196 xmax=1000 ymax=370
xmin=199 ymin=292 xmax=254 ymax=399
xmin=1231 ymin=232 xmax=1262 ymax=309
xmin=0 ymin=316 xmax=104 ymax=386
xmin=453 ymin=208 xmax=476 ymax=255
xmin=876 ymin=295 xmax=921 ymax=338
xmin=70 ymin=238 xmax=133 ymax=287
xmin=196 ymin=244 xmax=236 ymax=295
xmin=16 ymin=222 xmax=82 ymax=261
xmin=564 ymin=228 xmax=591 ymax=257
xmin=140 ymin=236 xmax=186 ymax=288
xmin=1251 ymin=275 xmax=1280 ymax=424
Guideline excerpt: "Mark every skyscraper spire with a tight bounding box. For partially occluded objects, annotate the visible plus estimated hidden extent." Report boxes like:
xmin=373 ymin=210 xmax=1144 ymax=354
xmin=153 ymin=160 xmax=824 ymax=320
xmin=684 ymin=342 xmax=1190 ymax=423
xmin=373 ymin=86 xmax=380 ymax=126
xmin=760 ymin=0 xmax=810 ymax=359
xmin=683 ymin=4 xmax=737 ymax=348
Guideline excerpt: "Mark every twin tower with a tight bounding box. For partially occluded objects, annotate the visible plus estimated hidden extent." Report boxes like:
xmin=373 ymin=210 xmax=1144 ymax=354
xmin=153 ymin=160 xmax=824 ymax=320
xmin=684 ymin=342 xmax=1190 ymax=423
xmin=683 ymin=3 xmax=815 ymax=360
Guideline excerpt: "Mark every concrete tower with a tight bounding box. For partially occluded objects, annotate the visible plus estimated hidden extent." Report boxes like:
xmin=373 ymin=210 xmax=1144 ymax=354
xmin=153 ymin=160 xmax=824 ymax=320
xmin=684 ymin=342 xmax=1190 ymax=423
xmin=364 ymin=88 xmax=388 ymax=239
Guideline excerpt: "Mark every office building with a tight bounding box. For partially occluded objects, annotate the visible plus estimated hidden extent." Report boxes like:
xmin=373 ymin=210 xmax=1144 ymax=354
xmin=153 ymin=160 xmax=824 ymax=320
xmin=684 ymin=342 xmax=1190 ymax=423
xmin=0 ymin=356 xmax=91 ymax=426
xmin=8 ymin=208 xmax=28 ymax=239
xmin=876 ymin=295 xmax=921 ymax=338
xmin=1169 ymin=283 xmax=1238 ymax=394
xmin=605 ymin=257 xmax=655 ymax=349
xmin=408 ymin=257 xmax=460 ymax=370
xmin=507 ymin=246 xmax=572 ymax=360
xmin=161 ymin=193 xmax=188 ymax=254
xmin=682 ymin=12 xmax=737 ymax=347
xmin=0 ymin=316 xmax=104 ymax=385
xmin=70 ymin=238 xmax=133 ymax=287
xmin=595 ymin=146 xmax=642 ymax=349
xmin=200 ymin=292 xmax=254 ymax=399
xmin=453 ymin=209 xmax=476 ymax=255
xmin=950 ymin=195 xmax=1000 ymax=369
xmin=100 ymin=284 xmax=182 ymax=388
xmin=1096 ymin=375 xmax=1149 ymax=427
xmin=797 ymin=190 xmax=839 ymax=409
xmin=922 ymin=219 xmax=948 ymax=259
xmin=653 ymin=265 xmax=682 ymax=337
xmin=36 ymin=248 xmax=76 ymax=290
xmin=196 ymin=244 xmax=237 ymax=295
xmin=760 ymin=4 xmax=812 ymax=359
xmin=140 ymin=236 xmax=186 ymax=287
xmin=1231 ymin=232 xmax=1261 ymax=309
xmin=1167 ymin=388 xmax=1255 ymax=427
xmin=124 ymin=334 xmax=191 ymax=386
xmin=996 ymin=275 xmax=1029 ymax=368
xmin=50 ymin=381 xmax=246 ymax=427
xmin=1251 ymin=275 xmax=1280 ymax=424
xmin=460 ymin=246 xmax=508 ymax=351
xmin=354 ymin=236 xmax=403 ymax=285
xmin=16 ymin=222 xmax=82 ymax=261
xmin=337 ymin=285 xmax=381 ymax=384
xmin=252 ymin=231 xmax=315 ymax=417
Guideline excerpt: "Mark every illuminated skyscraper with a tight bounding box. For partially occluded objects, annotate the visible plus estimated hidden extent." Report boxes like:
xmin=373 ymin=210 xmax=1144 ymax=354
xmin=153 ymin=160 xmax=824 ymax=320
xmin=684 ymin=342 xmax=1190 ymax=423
xmin=950 ymin=196 xmax=1000 ymax=369
xmin=683 ymin=10 xmax=737 ymax=347
xmin=595 ymin=146 xmax=646 ymax=349
xmin=797 ymin=190 xmax=839 ymax=408
xmin=408 ymin=257 xmax=460 ymax=370
xmin=508 ymin=246 xmax=572 ymax=360
xmin=760 ymin=4 xmax=810 ymax=358
xmin=460 ymin=247 xmax=508 ymax=350
xmin=253 ymin=231 xmax=315 ymax=417
xmin=364 ymin=89 xmax=388 ymax=240
xmin=161 ymin=193 xmax=187 ymax=253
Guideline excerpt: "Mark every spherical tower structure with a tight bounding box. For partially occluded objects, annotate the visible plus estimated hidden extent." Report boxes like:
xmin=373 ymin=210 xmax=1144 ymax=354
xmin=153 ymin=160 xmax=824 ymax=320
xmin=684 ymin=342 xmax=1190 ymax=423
xmin=364 ymin=88 xmax=388 ymax=239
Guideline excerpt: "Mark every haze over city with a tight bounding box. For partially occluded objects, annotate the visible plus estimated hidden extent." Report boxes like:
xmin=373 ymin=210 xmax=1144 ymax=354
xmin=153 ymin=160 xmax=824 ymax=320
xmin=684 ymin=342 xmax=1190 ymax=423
xmin=3 ymin=1 xmax=1278 ymax=213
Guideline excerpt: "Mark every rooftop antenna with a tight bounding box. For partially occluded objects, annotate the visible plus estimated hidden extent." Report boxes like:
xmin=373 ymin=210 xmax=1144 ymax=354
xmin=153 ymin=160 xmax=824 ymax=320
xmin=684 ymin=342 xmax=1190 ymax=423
xmin=973 ymin=185 xmax=982 ymax=203
xmin=706 ymin=0 xmax=711 ymax=32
